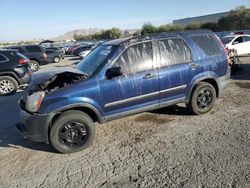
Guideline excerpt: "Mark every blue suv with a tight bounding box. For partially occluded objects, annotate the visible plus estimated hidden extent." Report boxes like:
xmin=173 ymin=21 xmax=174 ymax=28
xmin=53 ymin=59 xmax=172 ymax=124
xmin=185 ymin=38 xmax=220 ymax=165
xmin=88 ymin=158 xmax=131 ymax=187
xmin=17 ymin=30 xmax=230 ymax=153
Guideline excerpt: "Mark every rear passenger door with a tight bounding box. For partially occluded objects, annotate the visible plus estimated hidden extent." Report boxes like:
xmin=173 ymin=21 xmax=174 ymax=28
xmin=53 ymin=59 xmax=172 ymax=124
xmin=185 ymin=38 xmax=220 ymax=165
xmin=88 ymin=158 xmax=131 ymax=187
xmin=155 ymin=38 xmax=200 ymax=105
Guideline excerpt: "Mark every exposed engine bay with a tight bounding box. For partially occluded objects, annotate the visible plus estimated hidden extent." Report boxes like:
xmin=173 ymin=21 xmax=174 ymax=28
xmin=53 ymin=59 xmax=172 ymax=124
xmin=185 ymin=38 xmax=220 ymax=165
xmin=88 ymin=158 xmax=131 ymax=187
xmin=39 ymin=72 xmax=86 ymax=94
xmin=27 ymin=70 xmax=88 ymax=95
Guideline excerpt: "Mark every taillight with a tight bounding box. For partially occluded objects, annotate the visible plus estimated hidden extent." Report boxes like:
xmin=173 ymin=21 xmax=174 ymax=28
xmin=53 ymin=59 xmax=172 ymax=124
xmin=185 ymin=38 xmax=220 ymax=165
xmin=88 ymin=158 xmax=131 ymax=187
xmin=213 ymin=33 xmax=229 ymax=66
xmin=19 ymin=59 xmax=29 ymax=65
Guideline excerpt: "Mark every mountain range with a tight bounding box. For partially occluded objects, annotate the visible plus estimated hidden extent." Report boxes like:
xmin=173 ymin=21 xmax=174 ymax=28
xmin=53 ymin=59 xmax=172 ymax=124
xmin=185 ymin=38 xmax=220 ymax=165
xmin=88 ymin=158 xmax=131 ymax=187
xmin=52 ymin=28 xmax=139 ymax=41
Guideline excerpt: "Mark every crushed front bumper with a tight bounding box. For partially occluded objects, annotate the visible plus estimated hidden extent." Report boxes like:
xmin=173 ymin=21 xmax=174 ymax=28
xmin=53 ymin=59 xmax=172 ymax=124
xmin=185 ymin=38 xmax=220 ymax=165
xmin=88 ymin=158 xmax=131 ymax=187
xmin=17 ymin=108 xmax=55 ymax=143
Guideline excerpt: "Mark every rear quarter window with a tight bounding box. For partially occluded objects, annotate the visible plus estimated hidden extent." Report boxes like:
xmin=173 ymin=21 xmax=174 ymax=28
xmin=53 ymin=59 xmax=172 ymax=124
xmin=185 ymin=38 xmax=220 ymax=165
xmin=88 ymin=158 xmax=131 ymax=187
xmin=0 ymin=54 xmax=9 ymax=62
xmin=191 ymin=34 xmax=222 ymax=57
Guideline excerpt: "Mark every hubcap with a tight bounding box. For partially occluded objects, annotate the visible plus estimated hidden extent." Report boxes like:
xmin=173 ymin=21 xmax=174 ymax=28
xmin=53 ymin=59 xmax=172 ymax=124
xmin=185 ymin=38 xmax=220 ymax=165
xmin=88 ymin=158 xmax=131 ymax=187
xmin=0 ymin=79 xmax=15 ymax=94
xmin=59 ymin=122 xmax=88 ymax=147
xmin=196 ymin=89 xmax=213 ymax=110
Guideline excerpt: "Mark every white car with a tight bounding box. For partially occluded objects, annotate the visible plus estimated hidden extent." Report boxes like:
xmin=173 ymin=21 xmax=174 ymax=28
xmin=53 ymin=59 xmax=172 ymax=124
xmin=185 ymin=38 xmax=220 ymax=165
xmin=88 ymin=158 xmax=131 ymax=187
xmin=79 ymin=50 xmax=91 ymax=59
xmin=221 ymin=34 xmax=250 ymax=56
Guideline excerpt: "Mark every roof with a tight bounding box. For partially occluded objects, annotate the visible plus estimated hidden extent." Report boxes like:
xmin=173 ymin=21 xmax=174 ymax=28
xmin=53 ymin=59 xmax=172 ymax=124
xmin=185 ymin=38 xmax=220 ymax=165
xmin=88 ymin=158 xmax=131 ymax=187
xmin=103 ymin=29 xmax=213 ymax=46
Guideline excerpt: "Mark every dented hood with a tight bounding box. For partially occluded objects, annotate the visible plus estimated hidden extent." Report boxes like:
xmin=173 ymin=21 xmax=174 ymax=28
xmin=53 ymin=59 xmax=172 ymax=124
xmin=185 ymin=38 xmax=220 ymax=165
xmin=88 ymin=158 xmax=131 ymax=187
xmin=30 ymin=67 xmax=86 ymax=86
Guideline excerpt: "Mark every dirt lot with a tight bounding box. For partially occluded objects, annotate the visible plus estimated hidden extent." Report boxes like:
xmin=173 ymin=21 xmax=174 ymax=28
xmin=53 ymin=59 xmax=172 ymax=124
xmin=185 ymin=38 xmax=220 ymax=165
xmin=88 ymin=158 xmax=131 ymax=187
xmin=0 ymin=56 xmax=249 ymax=188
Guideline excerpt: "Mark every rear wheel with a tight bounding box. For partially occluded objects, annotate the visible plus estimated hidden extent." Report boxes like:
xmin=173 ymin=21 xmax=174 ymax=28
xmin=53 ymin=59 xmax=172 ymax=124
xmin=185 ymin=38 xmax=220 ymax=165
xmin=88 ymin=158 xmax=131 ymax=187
xmin=188 ymin=82 xmax=216 ymax=115
xmin=0 ymin=76 xmax=18 ymax=96
xmin=49 ymin=110 xmax=95 ymax=153
xmin=53 ymin=56 xmax=60 ymax=63
xmin=29 ymin=60 xmax=39 ymax=72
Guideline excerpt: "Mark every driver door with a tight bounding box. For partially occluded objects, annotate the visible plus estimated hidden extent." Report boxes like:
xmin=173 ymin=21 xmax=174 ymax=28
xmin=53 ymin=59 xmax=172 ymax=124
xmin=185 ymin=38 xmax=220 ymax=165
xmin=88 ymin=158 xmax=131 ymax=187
xmin=99 ymin=42 xmax=160 ymax=117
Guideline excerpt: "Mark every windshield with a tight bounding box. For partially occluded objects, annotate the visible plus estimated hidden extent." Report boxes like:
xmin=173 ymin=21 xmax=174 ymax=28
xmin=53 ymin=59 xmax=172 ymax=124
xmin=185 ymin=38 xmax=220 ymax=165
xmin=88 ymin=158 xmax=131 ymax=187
xmin=220 ymin=37 xmax=234 ymax=44
xmin=76 ymin=44 xmax=116 ymax=76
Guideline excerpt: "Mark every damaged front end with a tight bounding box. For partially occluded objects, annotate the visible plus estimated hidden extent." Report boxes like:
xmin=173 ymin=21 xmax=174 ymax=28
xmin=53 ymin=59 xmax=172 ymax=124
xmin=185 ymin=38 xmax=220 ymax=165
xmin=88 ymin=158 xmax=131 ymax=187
xmin=21 ymin=68 xmax=88 ymax=113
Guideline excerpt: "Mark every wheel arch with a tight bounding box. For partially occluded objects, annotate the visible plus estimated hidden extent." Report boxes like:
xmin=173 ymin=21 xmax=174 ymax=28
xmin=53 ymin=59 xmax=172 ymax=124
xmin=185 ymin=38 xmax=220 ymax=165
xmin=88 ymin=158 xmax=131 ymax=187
xmin=0 ymin=72 xmax=20 ymax=84
xmin=187 ymin=76 xmax=219 ymax=102
xmin=50 ymin=103 xmax=103 ymax=127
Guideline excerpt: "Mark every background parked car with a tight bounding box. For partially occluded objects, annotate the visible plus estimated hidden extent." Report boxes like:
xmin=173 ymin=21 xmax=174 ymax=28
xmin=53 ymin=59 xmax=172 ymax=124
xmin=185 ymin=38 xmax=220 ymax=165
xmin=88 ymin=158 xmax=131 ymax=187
xmin=44 ymin=49 xmax=61 ymax=63
xmin=79 ymin=49 xmax=92 ymax=59
xmin=73 ymin=45 xmax=94 ymax=56
xmin=0 ymin=49 xmax=30 ymax=95
xmin=7 ymin=45 xmax=49 ymax=72
xmin=220 ymin=34 xmax=250 ymax=56
xmin=44 ymin=47 xmax=65 ymax=59
xmin=67 ymin=45 xmax=80 ymax=55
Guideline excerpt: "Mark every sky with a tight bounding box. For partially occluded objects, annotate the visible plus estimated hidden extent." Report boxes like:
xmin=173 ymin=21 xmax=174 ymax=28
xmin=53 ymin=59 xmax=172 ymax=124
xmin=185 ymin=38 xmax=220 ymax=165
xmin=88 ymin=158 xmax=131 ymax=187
xmin=1 ymin=0 xmax=249 ymax=41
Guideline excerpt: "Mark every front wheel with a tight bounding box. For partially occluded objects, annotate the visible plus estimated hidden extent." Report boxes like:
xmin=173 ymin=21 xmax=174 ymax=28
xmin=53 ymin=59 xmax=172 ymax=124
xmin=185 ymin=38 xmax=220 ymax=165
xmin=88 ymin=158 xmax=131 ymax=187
xmin=49 ymin=110 xmax=95 ymax=153
xmin=187 ymin=82 xmax=216 ymax=115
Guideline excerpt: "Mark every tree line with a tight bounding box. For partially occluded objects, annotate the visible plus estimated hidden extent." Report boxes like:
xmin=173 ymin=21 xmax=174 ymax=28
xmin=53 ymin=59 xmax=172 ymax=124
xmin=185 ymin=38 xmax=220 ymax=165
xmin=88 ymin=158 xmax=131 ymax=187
xmin=141 ymin=6 xmax=250 ymax=35
xmin=73 ymin=6 xmax=250 ymax=41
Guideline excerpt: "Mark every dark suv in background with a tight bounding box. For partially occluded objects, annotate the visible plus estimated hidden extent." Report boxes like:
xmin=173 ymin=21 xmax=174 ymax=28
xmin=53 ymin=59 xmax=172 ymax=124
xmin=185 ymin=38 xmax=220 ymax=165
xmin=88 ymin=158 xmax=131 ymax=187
xmin=0 ymin=49 xmax=30 ymax=95
xmin=8 ymin=45 xmax=49 ymax=72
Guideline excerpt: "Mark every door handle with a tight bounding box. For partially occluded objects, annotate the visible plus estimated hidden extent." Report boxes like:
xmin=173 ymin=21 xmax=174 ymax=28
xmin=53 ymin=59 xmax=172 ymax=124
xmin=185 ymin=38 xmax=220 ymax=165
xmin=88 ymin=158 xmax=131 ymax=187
xmin=143 ymin=73 xmax=155 ymax=79
xmin=189 ymin=63 xmax=200 ymax=70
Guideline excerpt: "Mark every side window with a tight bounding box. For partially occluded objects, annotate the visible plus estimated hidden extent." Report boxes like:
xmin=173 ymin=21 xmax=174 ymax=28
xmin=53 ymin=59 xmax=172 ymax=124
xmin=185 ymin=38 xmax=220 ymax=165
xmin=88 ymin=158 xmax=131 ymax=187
xmin=233 ymin=36 xmax=243 ymax=44
xmin=26 ymin=46 xmax=42 ymax=53
xmin=114 ymin=42 xmax=153 ymax=75
xmin=0 ymin=54 xmax=8 ymax=62
xmin=45 ymin=50 xmax=53 ymax=54
xmin=191 ymin=34 xmax=222 ymax=57
xmin=243 ymin=36 xmax=250 ymax=42
xmin=157 ymin=38 xmax=192 ymax=67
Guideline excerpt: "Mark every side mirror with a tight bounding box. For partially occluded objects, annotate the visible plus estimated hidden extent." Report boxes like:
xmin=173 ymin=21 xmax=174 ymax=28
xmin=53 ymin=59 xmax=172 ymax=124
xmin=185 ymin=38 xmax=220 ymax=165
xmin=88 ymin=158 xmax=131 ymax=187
xmin=106 ymin=67 xmax=123 ymax=79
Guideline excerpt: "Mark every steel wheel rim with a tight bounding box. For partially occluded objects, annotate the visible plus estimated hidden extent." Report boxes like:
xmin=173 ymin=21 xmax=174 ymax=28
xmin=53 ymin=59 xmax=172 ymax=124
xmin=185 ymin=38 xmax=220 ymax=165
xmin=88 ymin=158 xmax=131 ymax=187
xmin=0 ymin=79 xmax=15 ymax=94
xmin=59 ymin=122 xmax=88 ymax=147
xmin=196 ymin=88 xmax=213 ymax=110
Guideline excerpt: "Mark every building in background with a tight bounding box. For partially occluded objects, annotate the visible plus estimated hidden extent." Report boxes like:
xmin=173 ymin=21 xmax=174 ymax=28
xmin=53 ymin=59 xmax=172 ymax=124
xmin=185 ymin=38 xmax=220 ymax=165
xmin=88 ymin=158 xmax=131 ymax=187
xmin=173 ymin=11 xmax=230 ymax=26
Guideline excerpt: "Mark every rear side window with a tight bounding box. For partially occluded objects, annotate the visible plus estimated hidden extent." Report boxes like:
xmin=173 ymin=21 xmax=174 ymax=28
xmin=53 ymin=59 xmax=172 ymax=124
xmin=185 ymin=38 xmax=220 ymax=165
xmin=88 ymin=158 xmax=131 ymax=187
xmin=45 ymin=50 xmax=54 ymax=54
xmin=157 ymin=38 xmax=192 ymax=67
xmin=243 ymin=36 xmax=250 ymax=42
xmin=26 ymin=46 xmax=43 ymax=53
xmin=0 ymin=54 xmax=9 ymax=62
xmin=114 ymin=42 xmax=153 ymax=75
xmin=191 ymin=34 xmax=222 ymax=56
xmin=16 ymin=52 xmax=28 ymax=59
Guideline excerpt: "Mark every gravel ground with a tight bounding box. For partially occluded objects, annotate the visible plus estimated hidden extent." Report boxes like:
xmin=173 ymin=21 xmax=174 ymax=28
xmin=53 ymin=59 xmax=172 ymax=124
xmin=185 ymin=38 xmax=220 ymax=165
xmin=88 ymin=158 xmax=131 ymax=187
xmin=0 ymin=56 xmax=249 ymax=188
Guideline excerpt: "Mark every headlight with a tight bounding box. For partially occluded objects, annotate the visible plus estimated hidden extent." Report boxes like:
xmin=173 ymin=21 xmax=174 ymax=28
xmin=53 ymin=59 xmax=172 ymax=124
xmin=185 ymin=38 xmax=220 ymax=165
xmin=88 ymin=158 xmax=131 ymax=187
xmin=25 ymin=91 xmax=45 ymax=112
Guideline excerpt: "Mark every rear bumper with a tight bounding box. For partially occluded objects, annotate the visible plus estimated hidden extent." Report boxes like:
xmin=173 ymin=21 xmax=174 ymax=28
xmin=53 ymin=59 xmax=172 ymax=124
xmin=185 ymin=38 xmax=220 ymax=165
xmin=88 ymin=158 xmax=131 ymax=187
xmin=18 ymin=72 xmax=31 ymax=85
xmin=39 ymin=59 xmax=50 ymax=65
xmin=218 ymin=67 xmax=231 ymax=94
xmin=17 ymin=108 xmax=55 ymax=143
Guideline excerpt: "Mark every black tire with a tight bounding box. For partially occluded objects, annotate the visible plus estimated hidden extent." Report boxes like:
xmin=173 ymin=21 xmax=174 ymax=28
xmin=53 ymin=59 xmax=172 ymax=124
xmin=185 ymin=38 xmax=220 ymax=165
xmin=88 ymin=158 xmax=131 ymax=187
xmin=187 ymin=82 xmax=216 ymax=115
xmin=49 ymin=110 xmax=95 ymax=153
xmin=53 ymin=56 xmax=60 ymax=63
xmin=0 ymin=76 xmax=18 ymax=96
xmin=29 ymin=60 xmax=40 ymax=72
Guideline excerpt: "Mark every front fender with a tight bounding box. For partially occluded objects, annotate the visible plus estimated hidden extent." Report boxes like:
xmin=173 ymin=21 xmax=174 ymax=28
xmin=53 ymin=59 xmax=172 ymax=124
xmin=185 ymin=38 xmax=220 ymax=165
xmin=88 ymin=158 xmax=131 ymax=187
xmin=39 ymin=97 xmax=103 ymax=122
